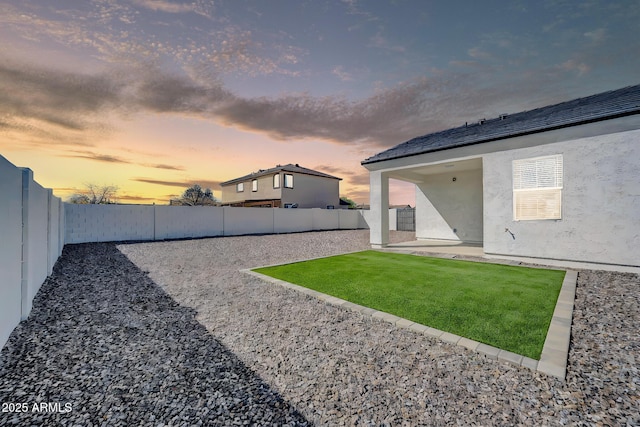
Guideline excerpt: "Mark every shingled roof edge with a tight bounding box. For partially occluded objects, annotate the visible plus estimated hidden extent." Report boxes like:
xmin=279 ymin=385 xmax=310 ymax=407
xmin=361 ymin=108 xmax=640 ymax=165
xmin=361 ymin=84 xmax=640 ymax=165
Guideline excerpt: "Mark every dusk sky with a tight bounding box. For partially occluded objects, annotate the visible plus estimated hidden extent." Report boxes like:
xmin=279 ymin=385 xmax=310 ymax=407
xmin=1 ymin=1 xmax=638 ymax=205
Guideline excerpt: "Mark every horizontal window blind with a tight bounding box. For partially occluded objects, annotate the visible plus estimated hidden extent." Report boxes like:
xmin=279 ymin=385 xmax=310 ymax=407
xmin=513 ymin=155 xmax=563 ymax=220
xmin=513 ymin=155 xmax=563 ymax=190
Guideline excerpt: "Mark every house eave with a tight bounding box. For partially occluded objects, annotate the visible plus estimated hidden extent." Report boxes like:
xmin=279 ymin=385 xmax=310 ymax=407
xmin=361 ymin=109 xmax=640 ymax=167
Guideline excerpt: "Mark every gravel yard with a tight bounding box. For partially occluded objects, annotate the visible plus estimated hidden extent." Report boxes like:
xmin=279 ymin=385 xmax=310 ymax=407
xmin=1 ymin=230 xmax=638 ymax=426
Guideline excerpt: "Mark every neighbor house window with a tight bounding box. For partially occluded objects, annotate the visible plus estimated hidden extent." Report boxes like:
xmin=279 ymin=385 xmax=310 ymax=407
xmin=284 ymin=174 xmax=294 ymax=188
xmin=236 ymin=183 xmax=244 ymax=192
xmin=252 ymin=179 xmax=258 ymax=192
xmin=513 ymin=154 xmax=563 ymax=220
xmin=273 ymin=174 xmax=280 ymax=188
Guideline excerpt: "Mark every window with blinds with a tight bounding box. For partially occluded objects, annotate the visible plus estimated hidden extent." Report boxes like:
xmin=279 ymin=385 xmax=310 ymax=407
xmin=512 ymin=154 xmax=563 ymax=220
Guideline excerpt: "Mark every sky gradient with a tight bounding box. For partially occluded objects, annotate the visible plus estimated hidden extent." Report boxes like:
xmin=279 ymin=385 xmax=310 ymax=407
xmin=1 ymin=0 xmax=638 ymax=205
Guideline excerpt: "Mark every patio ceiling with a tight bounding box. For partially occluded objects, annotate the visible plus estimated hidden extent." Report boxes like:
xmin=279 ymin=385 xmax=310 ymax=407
xmin=386 ymin=157 xmax=483 ymax=183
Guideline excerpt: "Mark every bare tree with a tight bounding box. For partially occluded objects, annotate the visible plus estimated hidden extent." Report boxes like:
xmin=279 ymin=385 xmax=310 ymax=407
xmin=68 ymin=184 xmax=119 ymax=204
xmin=171 ymin=184 xmax=217 ymax=206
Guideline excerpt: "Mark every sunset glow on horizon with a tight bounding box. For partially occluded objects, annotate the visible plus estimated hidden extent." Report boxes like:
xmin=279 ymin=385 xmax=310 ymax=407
xmin=1 ymin=1 xmax=638 ymax=205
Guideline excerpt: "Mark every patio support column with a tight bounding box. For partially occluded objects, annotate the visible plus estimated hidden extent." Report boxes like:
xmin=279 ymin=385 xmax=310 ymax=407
xmin=369 ymin=170 xmax=389 ymax=248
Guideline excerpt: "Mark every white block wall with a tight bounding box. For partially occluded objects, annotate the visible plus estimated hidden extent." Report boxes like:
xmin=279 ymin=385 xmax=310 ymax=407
xmin=23 ymin=174 xmax=50 ymax=316
xmin=0 ymin=157 xmax=23 ymax=349
xmin=155 ymin=206 xmax=224 ymax=240
xmin=65 ymin=204 xmax=154 ymax=243
xmin=359 ymin=209 xmax=402 ymax=231
xmin=0 ymin=156 xmax=64 ymax=349
xmin=65 ymin=205 xmax=368 ymax=243
xmin=312 ymin=209 xmax=340 ymax=230
xmin=339 ymin=208 xmax=361 ymax=229
xmin=222 ymin=206 xmax=275 ymax=236
xmin=274 ymin=208 xmax=314 ymax=233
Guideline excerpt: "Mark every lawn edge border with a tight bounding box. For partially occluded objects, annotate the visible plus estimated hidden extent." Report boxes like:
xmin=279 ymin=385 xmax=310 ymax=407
xmin=240 ymin=266 xmax=577 ymax=381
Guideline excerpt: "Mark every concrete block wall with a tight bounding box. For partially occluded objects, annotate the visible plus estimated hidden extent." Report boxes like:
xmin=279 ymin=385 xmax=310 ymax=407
xmin=274 ymin=208 xmax=314 ymax=233
xmin=65 ymin=205 xmax=369 ymax=243
xmin=222 ymin=206 xmax=275 ymax=236
xmin=360 ymin=209 xmax=402 ymax=231
xmin=155 ymin=206 xmax=224 ymax=240
xmin=312 ymin=209 xmax=340 ymax=230
xmin=0 ymin=156 xmax=64 ymax=349
xmin=65 ymin=204 xmax=155 ymax=243
xmin=339 ymin=208 xmax=361 ymax=229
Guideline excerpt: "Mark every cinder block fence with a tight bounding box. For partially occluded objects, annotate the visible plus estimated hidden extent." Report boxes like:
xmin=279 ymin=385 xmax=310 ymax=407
xmin=64 ymin=204 xmax=368 ymax=243
xmin=0 ymin=156 xmax=64 ymax=348
xmin=0 ymin=154 xmax=379 ymax=348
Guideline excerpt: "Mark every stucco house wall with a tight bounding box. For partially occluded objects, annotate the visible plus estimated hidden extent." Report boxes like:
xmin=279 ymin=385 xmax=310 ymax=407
xmin=221 ymin=173 xmax=282 ymax=204
xmin=249 ymin=173 xmax=281 ymax=202
xmin=281 ymin=173 xmax=340 ymax=208
xmin=220 ymin=164 xmax=341 ymax=208
xmin=483 ymin=127 xmax=640 ymax=268
xmin=362 ymin=85 xmax=640 ymax=272
xmin=415 ymin=168 xmax=483 ymax=243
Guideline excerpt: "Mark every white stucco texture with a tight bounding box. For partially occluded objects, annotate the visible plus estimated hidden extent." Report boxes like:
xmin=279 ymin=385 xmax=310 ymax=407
xmin=415 ymin=168 xmax=483 ymax=243
xmin=483 ymin=128 xmax=640 ymax=268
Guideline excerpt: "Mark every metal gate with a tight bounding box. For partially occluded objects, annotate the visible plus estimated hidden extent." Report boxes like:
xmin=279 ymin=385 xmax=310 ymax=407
xmin=396 ymin=208 xmax=415 ymax=231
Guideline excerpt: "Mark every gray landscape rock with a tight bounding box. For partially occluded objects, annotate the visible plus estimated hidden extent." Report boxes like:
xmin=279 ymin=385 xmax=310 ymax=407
xmin=1 ymin=230 xmax=638 ymax=426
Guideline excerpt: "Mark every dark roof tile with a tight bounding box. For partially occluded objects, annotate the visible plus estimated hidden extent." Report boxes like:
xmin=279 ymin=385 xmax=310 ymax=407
xmin=220 ymin=164 xmax=341 ymax=186
xmin=362 ymin=84 xmax=640 ymax=165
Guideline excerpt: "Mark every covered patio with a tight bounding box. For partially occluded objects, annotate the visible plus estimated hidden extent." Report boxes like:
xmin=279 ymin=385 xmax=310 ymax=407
xmin=365 ymin=156 xmax=484 ymax=250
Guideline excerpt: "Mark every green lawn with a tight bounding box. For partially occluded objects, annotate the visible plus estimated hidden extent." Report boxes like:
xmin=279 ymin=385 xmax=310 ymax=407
xmin=253 ymin=250 xmax=565 ymax=359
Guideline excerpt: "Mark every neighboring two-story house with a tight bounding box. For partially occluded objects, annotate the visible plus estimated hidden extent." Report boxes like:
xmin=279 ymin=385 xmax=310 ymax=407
xmin=220 ymin=164 xmax=341 ymax=208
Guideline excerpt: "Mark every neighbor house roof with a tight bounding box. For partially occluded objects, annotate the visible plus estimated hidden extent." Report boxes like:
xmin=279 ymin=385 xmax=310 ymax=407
xmin=362 ymin=84 xmax=640 ymax=165
xmin=220 ymin=164 xmax=341 ymax=186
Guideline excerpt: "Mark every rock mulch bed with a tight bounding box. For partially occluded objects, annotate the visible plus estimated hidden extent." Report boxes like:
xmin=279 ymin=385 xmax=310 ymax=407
xmin=1 ymin=230 xmax=639 ymax=425
xmin=0 ymin=243 xmax=308 ymax=426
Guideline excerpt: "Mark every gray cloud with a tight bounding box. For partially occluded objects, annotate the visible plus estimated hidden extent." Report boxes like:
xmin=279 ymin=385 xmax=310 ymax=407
xmin=214 ymin=76 xmax=469 ymax=147
xmin=132 ymin=178 xmax=221 ymax=189
xmin=313 ymin=164 xmax=368 ymax=185
xmin=2 ymin=33 xmax=638 ymax=157
xmin=132 ymin=0 xmax=199 ymax=14
xmin=3 ymin=0 xmax=639 ymax=157
xmin=0 ymin=62 xmax=119 ymax=113
xmin=61 ymin=150 xmax=185 ymax=171
xmin=1 ymin=56 xmax=457 ymax=149
xmin=65 ymin=152 xmax=129 ymax=164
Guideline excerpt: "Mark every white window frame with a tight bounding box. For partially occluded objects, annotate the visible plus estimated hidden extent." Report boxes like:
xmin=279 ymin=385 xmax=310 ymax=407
xmin=252 ymin=179 xmax=258 ymax=192
xmin=284 ymin=174 xmax=294 ymax=189
xmin=512 ymin=154 xmax=563 ymax=221
xmin=236 ymin=182 xmax=244 ymax=192
xmin=273 ymin=174 xmax=280 ymax=189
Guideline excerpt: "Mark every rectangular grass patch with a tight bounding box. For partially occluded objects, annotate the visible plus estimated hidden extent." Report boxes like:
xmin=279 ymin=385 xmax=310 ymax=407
xmin=253 ymin=250 xmax=565 ymax=359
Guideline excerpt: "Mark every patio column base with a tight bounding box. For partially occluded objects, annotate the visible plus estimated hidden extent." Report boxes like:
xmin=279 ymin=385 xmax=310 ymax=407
xmin=371 ymin=243 xmax=388 ymax=249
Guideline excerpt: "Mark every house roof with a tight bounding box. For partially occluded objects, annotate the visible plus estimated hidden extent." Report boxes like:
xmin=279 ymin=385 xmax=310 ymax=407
xmin=362 ymin=84 xmax=640 ymax=165
xmin=220 ymin=163 xmax=341 ymax=186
